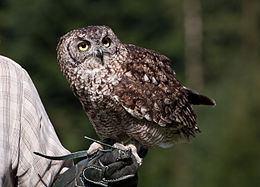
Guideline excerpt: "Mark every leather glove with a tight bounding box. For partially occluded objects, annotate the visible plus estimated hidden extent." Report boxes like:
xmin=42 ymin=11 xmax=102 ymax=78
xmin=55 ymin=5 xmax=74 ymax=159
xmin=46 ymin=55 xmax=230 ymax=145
xmin=52 ymin=149 xmax=139 ymax=187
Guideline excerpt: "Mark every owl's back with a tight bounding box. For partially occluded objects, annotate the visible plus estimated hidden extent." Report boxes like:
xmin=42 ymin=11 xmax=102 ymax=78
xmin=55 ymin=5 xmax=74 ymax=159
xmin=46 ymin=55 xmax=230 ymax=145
xmin=110 ymin=44 xmax=206 ymax=146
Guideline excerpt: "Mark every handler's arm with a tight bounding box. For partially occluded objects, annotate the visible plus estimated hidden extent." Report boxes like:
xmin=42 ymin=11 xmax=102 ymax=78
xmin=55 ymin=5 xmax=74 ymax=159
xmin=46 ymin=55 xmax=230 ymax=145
xmin=0 ymin=55 xmax=72 ymax=186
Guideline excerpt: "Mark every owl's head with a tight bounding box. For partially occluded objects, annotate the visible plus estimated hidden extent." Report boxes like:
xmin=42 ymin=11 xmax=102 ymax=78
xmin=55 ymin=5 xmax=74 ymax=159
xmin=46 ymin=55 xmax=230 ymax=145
xmin=57 ymin=25 xmax=121 ymax=74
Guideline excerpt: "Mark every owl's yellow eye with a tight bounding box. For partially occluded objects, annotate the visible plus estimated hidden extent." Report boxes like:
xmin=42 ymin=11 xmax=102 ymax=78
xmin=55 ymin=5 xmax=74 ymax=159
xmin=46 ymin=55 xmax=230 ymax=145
xmin=102 ymin=37 xmax=111 ymax=48
xmin=78 ymin=41 xmax=90 ymax=51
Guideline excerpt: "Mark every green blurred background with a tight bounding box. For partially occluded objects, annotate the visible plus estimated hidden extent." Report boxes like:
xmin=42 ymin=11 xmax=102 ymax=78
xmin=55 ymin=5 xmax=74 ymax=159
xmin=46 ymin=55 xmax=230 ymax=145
xmin=1 ymin=0 xmax=260 ymax=186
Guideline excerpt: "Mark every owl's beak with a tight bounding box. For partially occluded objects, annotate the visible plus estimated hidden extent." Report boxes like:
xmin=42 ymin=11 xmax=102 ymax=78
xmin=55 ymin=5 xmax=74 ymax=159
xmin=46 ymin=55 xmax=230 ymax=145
xmin=96 ymin=48 xmax=103 ymax=62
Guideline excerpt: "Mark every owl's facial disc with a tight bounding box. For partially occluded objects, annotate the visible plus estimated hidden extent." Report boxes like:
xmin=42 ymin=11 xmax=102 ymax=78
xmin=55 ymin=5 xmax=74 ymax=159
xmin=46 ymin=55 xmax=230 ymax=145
xmin=64 ymin=28 xmax=119 ymax=68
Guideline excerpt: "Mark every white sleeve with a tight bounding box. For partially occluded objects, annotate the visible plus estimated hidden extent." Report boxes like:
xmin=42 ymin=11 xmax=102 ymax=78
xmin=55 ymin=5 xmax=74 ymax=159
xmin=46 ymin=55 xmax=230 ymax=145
xmin=0 ymin=55 xmax=72 ymax=187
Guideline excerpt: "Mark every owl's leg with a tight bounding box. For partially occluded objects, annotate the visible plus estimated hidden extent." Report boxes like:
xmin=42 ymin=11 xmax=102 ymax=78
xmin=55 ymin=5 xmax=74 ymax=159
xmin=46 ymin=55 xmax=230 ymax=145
xmin=130 ymin=139 xmax=148 ymax=158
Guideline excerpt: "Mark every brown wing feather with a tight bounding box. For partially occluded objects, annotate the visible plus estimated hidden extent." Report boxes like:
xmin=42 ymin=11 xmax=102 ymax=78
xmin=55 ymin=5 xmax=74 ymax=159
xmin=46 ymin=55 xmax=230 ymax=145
xmin=113 ymin=44 xmax=198 ymax=131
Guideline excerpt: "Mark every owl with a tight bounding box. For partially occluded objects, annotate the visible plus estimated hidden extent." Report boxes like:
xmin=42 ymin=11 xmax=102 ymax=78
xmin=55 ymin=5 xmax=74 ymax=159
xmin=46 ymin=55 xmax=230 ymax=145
xmin=57 ymin=25 xmax=215 ymax=159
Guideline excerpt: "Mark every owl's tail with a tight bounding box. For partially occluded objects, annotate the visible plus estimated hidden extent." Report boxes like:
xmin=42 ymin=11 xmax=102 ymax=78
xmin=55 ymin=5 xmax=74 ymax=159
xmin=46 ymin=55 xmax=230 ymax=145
xmin=184 ymin=87 xmax=216 ymax=106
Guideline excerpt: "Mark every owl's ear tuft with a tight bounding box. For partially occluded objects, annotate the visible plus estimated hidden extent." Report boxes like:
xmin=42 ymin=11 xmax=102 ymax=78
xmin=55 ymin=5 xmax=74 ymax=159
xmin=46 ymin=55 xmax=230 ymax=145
xmin=57 ymin=36 xmax=65 ymax=52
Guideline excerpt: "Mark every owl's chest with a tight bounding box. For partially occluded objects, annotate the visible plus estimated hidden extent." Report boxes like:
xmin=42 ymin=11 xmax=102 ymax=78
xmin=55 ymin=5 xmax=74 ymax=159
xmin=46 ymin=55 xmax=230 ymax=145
xmin=72 ymin=67 xmax=122 ymax=103
xmin=83 ymin=96 xmax=132 ymax=141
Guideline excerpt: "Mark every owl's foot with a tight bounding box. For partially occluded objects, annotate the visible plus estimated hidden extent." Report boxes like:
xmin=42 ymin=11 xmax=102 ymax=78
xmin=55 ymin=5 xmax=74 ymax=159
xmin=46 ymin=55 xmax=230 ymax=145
xmin=113 ymin=143 xmax=143 ymax=166
xmin=126 ymin=144 xmax=143 ymax=166
xmin=87 ymin=142 xmax=103 ymax=155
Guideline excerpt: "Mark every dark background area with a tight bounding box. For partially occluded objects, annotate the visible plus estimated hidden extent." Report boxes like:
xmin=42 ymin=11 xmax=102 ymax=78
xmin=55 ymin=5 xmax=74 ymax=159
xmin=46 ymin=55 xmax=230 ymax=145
xmin=1 ymin=0 xmax=260 ymax=186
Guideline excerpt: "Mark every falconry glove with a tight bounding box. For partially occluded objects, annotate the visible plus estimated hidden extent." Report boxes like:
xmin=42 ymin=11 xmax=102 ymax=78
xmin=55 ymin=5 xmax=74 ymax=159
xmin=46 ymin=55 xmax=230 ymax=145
xmin=54 ymin=149 xmax=138 ymax=187
xmin=35 ymin=148 xmax=139 ymax=187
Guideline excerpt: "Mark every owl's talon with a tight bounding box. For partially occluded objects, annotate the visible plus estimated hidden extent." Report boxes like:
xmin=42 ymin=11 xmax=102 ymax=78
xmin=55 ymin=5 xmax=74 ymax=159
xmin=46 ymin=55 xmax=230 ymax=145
xmin=87 ymin=142 xmax=104 ymax=155
xmin=112 ymin=142 xmax=127 ymax=150
xmin=125 ymin=144 xmax=143 ymax=166
xmin=112 ymin=143 xmax=143 ymax=166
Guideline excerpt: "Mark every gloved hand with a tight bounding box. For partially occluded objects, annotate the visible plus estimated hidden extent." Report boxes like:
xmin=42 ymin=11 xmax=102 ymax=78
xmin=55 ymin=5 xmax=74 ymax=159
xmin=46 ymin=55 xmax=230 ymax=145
xmin=52 ymin=148 xmax=139 ymax=187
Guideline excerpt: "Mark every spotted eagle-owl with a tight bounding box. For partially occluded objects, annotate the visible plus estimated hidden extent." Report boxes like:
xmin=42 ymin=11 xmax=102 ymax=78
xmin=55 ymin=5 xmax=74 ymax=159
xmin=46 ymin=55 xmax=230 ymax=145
xmin=57 ymin=25 xmax=215 ymax=149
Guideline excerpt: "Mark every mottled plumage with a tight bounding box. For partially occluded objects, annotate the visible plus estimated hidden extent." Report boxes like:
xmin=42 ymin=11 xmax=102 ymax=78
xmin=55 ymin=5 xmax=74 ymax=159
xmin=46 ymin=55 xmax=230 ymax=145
xmin=57 ymin=25 xmax=215 ymax=148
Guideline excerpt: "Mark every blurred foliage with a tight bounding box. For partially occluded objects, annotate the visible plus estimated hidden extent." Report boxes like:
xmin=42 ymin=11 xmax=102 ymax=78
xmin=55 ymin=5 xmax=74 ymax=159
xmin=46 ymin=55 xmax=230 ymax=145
xmin=1 ymin=0 xmax=260 ymax=186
